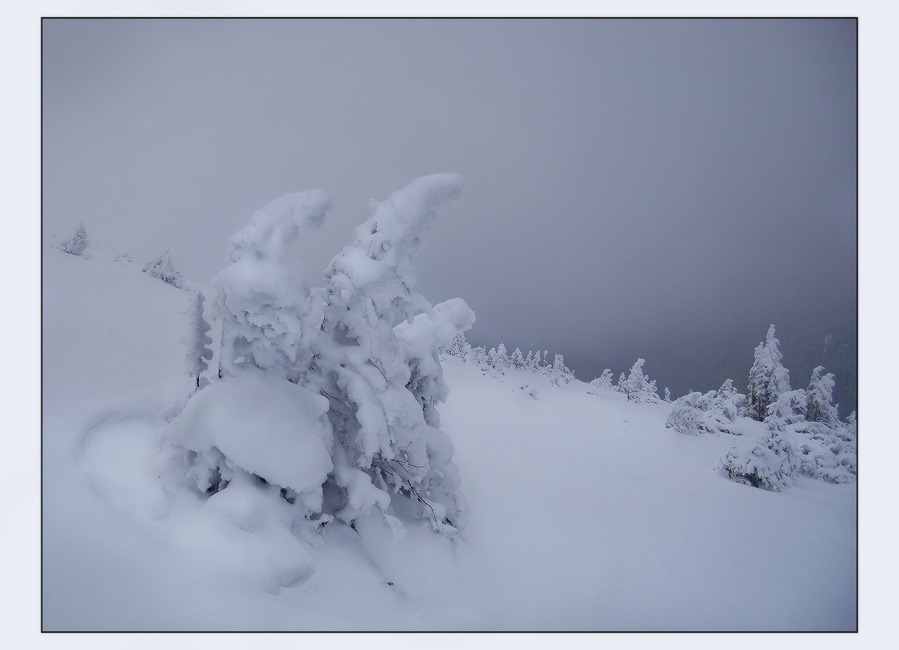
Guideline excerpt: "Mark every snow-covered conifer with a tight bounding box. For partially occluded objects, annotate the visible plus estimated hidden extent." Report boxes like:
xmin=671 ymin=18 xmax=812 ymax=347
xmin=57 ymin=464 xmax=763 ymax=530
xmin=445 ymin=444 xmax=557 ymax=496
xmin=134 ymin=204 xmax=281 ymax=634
xmin=620 ymin=358 xmax=659 ymax=403
xmin=663 ymin=387 xmax=671 ymax=402
xmin=510 ymin=348 xmax=525 ymax=369
xmin=845 ymin=411 xmax=857 ymax=437
xmin=447 ymin=332 xmax=472 ymax=359
xmin=746 ymin=325 xmax=791 ymax=421
xmin=312 ymin=174 xmax=469 ymax=536
xmin=143 ymin=249 xmax=184 ymax=288
xmin=805 ymin=366 xmax=840 ymax=427
xmin=486 ymin=347 xmax=499 ymax=369
xmin=184 ymin=290 xmax=213 ymax=388
xmin=495 ymin=343 xmax=509 ymax=369
xmin=166 ymin=175 xmax=472 ymax=542
xmin=59 ymin=221 xmax=88 ymax=256
xmin=551 ymin=353 xmax=574 ymax=385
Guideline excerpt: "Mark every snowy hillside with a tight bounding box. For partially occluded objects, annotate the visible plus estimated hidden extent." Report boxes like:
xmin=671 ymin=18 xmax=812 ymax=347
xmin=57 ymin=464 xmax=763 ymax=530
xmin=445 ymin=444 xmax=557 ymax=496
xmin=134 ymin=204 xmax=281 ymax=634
xmin=42 ymin=243 xmax=856 ymax=631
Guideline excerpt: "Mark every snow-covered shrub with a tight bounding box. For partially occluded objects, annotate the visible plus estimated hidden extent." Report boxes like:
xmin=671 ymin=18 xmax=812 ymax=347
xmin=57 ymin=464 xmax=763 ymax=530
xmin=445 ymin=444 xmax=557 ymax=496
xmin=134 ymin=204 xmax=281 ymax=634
xmin=58 ymin=221 xmax=88 ymax=256
xmin=165 ymin=174 xmax=473 ymax=544
xmin=143 ymin=249 xmax=183 ymax=288
xmin=791 ymin=421 xmax=856 ymax=484
xmin=666 ymin=379 xmax=745 ymax=436
xmin=587 ymin=369 xmax=615 ymax=395
xmin=618 ymin=358 xmax=659 ymax=403
xmin=718 ymin=423 xmax=798 ymax=491
xmin=184 ymin=291 xmax=214 ymax=389
xmin=745 ymin=325 xmax=791 ymax=421
xmin=766 ymin=389 xmax=807 ymax=425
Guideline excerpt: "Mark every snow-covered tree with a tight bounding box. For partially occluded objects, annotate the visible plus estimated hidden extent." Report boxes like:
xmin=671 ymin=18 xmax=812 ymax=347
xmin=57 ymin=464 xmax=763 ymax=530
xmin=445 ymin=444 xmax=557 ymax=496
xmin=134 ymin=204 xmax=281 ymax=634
xmin=447 ymin=332 xmax=472 ymax=359
xmin=184 ymin=290 xmax=213 ymax=389
xmin=746 ymin=325 xmax=791 ymax=421
xmin=495 ymin=343 xmax=509 ymax=369
xmin=550 ymin=353 xmax=574 ymax=385
xmin=845 ymin=411 xmax=857 ymax=437
xmin=165 ymin=175 xmax=473 ymax=544
xmin=509 ymin=347 xmax=525 ymax=369
xmin=143 ymin=248 xmax=183 ymax=288
xmin=310 ymin=174 xmax=470 ymax=536
xmin=619 ymin=358 xmax=659 ymax=403
xmin=663 ymin=387 xmax=671 ymax=403
xmin=59 ymin=221 xmax=88 ymax=256
xmin=805 ymin=366 xmax=840 ymax=427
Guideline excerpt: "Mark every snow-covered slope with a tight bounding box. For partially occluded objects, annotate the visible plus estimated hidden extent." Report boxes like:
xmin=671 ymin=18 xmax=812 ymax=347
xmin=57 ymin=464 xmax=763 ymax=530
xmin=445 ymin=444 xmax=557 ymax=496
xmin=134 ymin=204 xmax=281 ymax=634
xmin=42 ymin=248 xmax=856 ymax=631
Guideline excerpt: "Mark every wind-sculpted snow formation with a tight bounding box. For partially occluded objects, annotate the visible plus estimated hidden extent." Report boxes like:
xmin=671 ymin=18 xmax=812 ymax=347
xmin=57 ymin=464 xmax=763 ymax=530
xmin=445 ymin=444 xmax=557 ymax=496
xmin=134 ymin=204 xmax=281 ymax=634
xmin=163 ymin=174 xmax=474 ymax=551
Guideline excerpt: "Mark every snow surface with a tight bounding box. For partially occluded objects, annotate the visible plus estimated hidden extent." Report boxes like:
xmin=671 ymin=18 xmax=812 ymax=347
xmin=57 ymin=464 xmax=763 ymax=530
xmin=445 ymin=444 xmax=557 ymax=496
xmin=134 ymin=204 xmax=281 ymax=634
xmin=42 ymin=247 xmax=856 ymax=631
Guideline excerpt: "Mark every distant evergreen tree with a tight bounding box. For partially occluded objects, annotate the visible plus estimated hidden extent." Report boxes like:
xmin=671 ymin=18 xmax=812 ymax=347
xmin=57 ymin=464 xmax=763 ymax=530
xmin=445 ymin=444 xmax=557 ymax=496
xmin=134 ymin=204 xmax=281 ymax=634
xmin=143 ymin=248 xmax=184 ymax=288
xmin=495 ymin=343 xmax=509 ymax=369
xmin=746 ymin=325 xmax=791 ymax=421
xmin=845 ymin=411 xmax=857 ymax=437
xmin=620 ymin=359 xmax=659 ymax=403
xmin=551 ymin=353 xmax=574 ymax=385
xmin=59 ymin=221 xmax=88 ymax=256
xmin=805 ymin=366 xmax=840 ymax=427
xmin=510 ymin=347 xmax=525 ymax=369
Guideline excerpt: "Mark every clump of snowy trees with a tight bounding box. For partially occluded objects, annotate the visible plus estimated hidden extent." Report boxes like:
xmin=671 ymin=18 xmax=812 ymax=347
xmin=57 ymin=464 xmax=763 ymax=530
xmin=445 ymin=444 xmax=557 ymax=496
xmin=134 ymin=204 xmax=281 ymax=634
xmin=163 ymin=175 xmax=474 ymax=542
xmin=665 ymin=379 xmax=744 ymax=436
xmin=702 ymin=325 xmax=856 ymax=491
xmin=446 ymin=334 xmax=574 ymax=386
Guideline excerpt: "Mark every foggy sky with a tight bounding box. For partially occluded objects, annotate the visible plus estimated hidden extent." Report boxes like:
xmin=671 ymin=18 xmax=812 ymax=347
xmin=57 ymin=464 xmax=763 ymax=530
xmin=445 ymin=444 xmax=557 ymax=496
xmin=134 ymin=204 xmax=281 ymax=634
xmin=42 ymin=19 xmax=857 ymax=405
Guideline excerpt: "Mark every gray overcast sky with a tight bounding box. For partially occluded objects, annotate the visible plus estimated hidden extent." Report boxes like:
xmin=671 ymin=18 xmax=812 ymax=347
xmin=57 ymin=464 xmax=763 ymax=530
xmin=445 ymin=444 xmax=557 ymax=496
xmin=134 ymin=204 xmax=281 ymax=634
xmin=42 ymin=18 xmax=857 ymax=404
